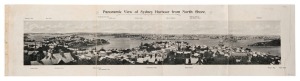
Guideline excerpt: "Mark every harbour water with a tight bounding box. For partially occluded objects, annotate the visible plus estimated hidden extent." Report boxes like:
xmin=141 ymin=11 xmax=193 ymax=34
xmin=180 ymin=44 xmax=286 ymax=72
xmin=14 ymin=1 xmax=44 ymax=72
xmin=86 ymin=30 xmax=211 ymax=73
xmin=91 ymin=36 xmax=280 ymax=56
xmin=26 ymin=34 xmax=280 ymax=56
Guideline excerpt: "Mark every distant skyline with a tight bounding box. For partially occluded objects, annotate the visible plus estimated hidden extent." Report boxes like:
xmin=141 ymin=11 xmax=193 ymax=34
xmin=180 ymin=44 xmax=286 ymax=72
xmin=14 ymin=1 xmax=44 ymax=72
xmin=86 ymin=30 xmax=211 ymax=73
xmin=24 ymin=21 xmax=280 ymax=35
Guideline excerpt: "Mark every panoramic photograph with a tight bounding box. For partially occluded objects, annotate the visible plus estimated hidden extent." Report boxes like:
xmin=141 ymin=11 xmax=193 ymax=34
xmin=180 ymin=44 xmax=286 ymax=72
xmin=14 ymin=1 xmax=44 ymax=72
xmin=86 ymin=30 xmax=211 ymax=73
xmin=23 ymin=21 xmax=281 ymax=65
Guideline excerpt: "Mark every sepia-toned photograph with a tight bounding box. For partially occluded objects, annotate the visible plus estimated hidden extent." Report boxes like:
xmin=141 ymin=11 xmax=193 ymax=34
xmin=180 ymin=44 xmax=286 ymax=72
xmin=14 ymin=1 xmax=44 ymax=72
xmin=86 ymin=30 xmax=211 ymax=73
xmin=5 ymin=5 xmax=294 ymax=76
xmin=23 ymin=21 xmax=281 ymax=65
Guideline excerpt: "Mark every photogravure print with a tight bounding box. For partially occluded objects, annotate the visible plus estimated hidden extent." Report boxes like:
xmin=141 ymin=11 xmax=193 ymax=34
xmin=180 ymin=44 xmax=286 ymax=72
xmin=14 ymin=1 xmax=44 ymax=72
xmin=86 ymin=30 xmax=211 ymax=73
xmin=23 ymin=21 xmax=281 ymax=65
xmin=5 ymin=5 xmax=294 ymax=76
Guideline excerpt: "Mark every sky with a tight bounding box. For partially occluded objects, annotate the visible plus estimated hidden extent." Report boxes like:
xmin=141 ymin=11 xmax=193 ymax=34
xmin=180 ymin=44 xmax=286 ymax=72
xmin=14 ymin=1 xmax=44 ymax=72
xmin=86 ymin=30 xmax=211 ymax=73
xmin=24 ymin=20 xmax=280 ymax=35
